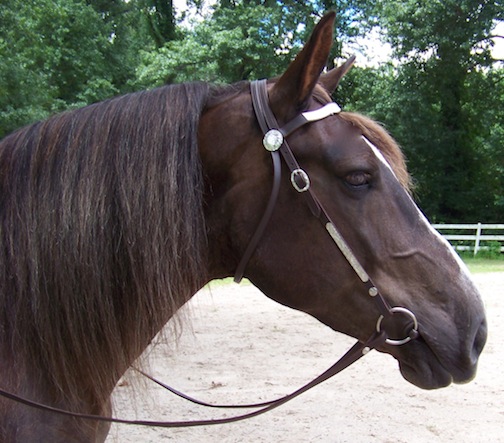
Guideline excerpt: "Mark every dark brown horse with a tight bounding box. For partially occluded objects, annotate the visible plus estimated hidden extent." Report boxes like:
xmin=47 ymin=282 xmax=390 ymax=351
xmin=0 ymin=13 xmax=486 ymax=442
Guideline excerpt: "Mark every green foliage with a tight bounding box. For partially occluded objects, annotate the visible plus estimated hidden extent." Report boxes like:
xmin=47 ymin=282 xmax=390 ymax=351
xmin=0 ymin=0 xmax=153 ymax=138
xmin=134 ymin=5 xmax=291 ymax=86
xmin=134 ymin=2 xmax=319 ymax=86
xmin=374 ymin=0 xmax=501 ymax=60
xmin=345 ymin=0 xmax=504 ymax=222
xmin=1 ymin=0 xmax=503 ymax=224
xmin=1 ymin=0 xmax=107 ymax=135
xmin=133 ymin=0 xmax=370 ymax=87
xmin=478 ymin=241 xmax=504 ymax=259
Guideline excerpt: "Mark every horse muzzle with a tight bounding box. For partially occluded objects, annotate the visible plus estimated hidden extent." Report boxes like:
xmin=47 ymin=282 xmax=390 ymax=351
xmin=389 ymin=315 xmax=487 ymax=389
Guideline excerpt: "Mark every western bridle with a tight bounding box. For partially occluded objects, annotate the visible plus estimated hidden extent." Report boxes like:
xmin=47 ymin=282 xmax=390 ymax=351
xmin=236 ymin=79 xmax=419 ymax=344
xmin=0 ymin=80 xmax=419 ymax=428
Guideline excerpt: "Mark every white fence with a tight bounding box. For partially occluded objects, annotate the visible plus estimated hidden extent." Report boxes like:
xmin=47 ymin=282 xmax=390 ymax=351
xmin=432 ymin=223 xmax=504 ymax=255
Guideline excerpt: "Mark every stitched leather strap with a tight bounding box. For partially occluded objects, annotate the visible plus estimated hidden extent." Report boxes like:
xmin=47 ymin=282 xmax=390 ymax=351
xmin=234 ymin=81 xmax=282 ymax=283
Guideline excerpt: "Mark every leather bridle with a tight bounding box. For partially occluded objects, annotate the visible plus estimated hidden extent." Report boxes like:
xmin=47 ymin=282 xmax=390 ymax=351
xmin=0 ymin=80 xmax=419 ymax=429
xmin=237 ymin=79 xmax=419 ymax=344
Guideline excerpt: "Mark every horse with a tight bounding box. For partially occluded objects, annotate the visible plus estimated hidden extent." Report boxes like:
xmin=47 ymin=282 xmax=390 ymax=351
xmin=0 ymin=12 xmax=487 ymax=442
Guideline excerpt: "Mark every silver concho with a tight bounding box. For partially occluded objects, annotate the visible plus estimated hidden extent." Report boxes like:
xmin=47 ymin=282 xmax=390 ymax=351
xmin=263 ymin=129 xmax=283 ymax=152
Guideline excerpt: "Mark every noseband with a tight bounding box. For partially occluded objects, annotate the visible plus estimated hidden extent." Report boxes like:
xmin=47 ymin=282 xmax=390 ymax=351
xmin=0 ymin=80 xmax=419 ymax=429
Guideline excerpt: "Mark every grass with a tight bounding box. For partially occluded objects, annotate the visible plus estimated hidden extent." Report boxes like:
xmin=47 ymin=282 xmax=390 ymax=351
xmin=204 ymin=256 xmax=503 ymax=289
xmin=461 ymin=256 xmax=504 ymax=274
xmin=205 ymin=277 xmax=250 ymax=288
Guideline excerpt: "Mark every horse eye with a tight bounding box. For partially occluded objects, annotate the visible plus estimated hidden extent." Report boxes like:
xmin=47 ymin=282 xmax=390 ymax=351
xmin=345 ymin=172 xmax=370 ymax=188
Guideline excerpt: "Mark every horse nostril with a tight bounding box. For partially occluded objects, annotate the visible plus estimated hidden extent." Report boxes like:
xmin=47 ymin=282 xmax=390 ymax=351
xmin=471 ymin=318 xmax=487 ymax=362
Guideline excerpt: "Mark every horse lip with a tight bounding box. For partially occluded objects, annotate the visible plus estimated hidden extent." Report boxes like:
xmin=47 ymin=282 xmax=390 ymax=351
xmin=425 ymin=319 xmax=485 ymax=381
xmin=394 ymin=336 xmax=454 ymax=389
xmin=386 ymin=326 xmax=478 ymax=389
xmin=397 ymin=358 xmax=453 ymax=390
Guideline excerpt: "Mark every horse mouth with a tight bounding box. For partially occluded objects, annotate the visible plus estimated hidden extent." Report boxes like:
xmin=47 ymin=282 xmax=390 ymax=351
xmin=387 ymin=326 xmax=483 ymax=390
xmin=397 ymin=349 xmax=454 ymax=389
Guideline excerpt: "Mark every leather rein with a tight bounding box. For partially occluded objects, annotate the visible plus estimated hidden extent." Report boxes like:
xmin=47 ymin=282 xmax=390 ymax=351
xmin=0 ymin=80 xmax=419 ymax=428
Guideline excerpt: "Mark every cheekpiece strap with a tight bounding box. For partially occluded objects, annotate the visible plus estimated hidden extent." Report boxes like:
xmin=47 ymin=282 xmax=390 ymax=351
xmin=235 ymin=80 xmax=341 ymax=283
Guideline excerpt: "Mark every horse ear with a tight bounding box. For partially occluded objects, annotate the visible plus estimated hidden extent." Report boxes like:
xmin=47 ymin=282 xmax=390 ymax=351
xmin=269 ymin=12 xmax=336 ymax=121
xmin=319 ymin=55 xmax=356 ymax=94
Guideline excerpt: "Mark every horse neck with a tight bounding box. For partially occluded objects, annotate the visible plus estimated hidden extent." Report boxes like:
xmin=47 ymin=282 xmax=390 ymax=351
xmin=198 ymin=89 xmax=263 ymax=279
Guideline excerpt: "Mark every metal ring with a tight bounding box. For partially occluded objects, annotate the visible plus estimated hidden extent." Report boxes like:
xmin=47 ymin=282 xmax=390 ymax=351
xmin=376 ymin=307 xmax=419 ymax=346
xmin=290 ymin=169 xmax=310 ymax=192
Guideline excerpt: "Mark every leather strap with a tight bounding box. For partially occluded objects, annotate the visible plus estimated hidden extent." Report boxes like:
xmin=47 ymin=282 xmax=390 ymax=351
xmin=133 ymin=330 xmax=387 ymax=417
xmin=0 ymin=331 xmax=387 ymax=428
xmin=233 ymin=81 xmax=282 ymax=283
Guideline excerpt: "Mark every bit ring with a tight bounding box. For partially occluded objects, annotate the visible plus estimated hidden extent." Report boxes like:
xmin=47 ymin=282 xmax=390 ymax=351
xmin=376 ymin=307 xmax=419 ymax=346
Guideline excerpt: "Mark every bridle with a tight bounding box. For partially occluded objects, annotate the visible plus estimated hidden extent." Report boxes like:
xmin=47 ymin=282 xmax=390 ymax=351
xmin=0 ymin=80 xmax=419 ymax=429
xmin=236 ymin=79 xmax=419 ymax=344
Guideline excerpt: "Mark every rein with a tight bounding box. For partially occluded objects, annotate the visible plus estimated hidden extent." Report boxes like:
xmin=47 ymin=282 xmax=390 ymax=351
xmin=0 ymin=80 xmax=418 ymax=428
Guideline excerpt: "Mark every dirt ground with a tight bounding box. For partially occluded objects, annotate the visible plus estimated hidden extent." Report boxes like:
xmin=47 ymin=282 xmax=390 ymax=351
xmin=106 ymin=272 xmax=503 ymax=443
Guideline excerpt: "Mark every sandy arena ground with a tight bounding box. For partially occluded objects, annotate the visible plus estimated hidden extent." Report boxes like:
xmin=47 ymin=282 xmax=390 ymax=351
xmin=106 ymin=272 xmax=503 ymax=443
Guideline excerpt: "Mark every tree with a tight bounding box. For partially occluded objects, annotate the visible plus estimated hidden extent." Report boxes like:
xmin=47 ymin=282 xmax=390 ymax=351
xmin=134 ymin=4 xmax=290 ymax=86
xmin=349 ymin=0 xmax=504 ymax=222
xmin=0 ymin=0 xmax=152 ymax=138
xmin=133 ymin=0 xmax=368 ymax=87
xmin=138 ymin=0 xmax=178 ymax=47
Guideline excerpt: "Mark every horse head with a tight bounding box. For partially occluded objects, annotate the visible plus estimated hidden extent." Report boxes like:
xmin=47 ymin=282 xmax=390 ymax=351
xmin=200 ymin=12 xmax=487 ymax=390
xmin=0 ymin=10 xmax=489 ymax=442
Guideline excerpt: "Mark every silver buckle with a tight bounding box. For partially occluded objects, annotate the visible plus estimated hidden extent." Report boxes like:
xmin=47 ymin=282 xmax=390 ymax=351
xmin=291 ymin=169 xmax=310 ymax=192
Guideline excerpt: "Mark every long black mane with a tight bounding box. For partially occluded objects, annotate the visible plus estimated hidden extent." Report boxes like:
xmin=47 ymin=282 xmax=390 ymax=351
xmin=0 ymin=83 xmax=209 ymax=408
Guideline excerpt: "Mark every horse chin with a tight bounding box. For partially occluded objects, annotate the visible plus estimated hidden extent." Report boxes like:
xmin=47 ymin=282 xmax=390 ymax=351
xmin=393 ymin=334 xmax=478 ymax=390
xmin=397 ymin=359 xmax=453 ymax=390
